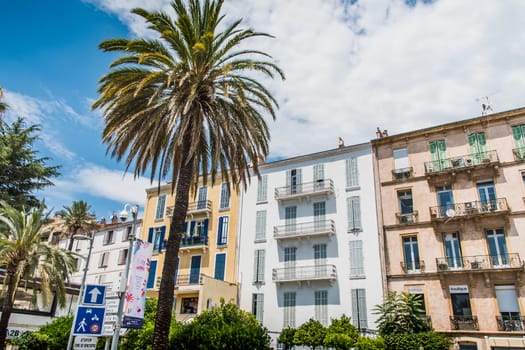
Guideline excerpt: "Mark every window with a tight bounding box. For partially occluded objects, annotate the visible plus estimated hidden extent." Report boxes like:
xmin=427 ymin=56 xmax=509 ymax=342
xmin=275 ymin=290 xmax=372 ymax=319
xmin=477 ymin=180 xmax=497 ymax=211
xmin=155 ymin=194 xmax=167 ymax=220
xmin=285 ymin=206 xmax=296 ymax=233
xmin=346 ymin=157 xmax=359 ymax=188
xmin=253 ymin=249 xmax=265 ymax=283
xmin=495 ymin=285 xmax=522 ymax=331
xmin=283 ymin=292 xmax=296 ymax=328
xmin=98 ymin=252 xmax=109 ymax=267
xmin=217 ymin=216 xmax=229 ymax=245
xmin=407 ymin=286 xmax=427 ymax=316
xmin=196 ymin=186 xmax=208 ymax=209
xmin=148 ymin=227 xmax=166 ymax=253
xmin=313 ymin=163 xmax=325 ymax=190
xmin=486 ymin=228 xmax=509 ymax=267
xmin=315 ymin=290 xmax=328 ymax=326
xmin=429 ymin=139 xmax=447 ymax=171
xmin=219 ymin=182 xmax=230 ymax=209
xmin=313 ymin=202 xmax=326 ymax=230
xmin=252 ymin=293 xmax=264 ymax=322
xmin=146 ymin=260 xmax=157 ymax=289
xmin=349 ymin=240 xmax=364 ymax=278
xmin=255 ymin=210 xmax=267 ymax=241
xmin=443 ymin=232 xmax=463 ymax=269
xmin=512 ymin=125 xmax=525 ymax=159
xmin=284 ymin=247 xmax=297 ymax=279
xmin=189 ymin=255 xmax=201 ymax=284
xmin=450 ymin=286 xmax=472 ymax=317
xmin=123 ymin=226 xmax=132 ymax=241
xmin=118 ymin=249 xmax=128 ymax=265
xmin=214 ymin=253 xmax=226 ymax=280
xmin=393 ymin=148 xmax=409 ymax=170
xmin=181 ymin=297 xmax=198 ymax=314
xmin=257 ymin=175 xmax=268 ymax=202
xmin=347 ymin=196 xmax=361 ymax=232
xmin=468 ymin=132 xmax=488 ymax=165
xmin=287 ymin=168 xmax=302 ymax=195
xmin=351 ymin=289 xmax=367 ymax=329
xmin=398 ymin=190 xmax=413 ymax=214
xmin=436 ymin=185 xmax=454 ymax=217
xmin=103 ymin=230 xmax=114 ymax=245
xmin=314 ymin=244 xmax=327 ymax=276
xmin=403 ymin=236 xmax=421 ymax=272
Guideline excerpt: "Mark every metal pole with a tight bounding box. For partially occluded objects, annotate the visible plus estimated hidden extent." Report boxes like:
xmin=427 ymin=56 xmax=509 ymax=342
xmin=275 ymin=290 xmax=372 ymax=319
xmin=111 ymin=205 xmax=138 ymax=350
xmin=66 ymin=233 xmax=94 ymax=350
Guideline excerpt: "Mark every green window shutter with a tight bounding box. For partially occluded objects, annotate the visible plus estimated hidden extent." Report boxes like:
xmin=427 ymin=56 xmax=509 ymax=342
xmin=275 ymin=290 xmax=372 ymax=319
xmin=430 ymin=140 xmax=447 ymax=171
xmin=512 ymin=125 xmax=525 ymax=159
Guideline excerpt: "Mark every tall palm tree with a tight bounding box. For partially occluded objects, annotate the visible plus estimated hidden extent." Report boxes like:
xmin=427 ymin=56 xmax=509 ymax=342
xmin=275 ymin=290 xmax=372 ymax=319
xmin=0 ymin=201 xmax=77 ymax=349
xmin=55 ymin=200 xmax=97 ymax=251
xmin=93 ymin=0 xmax=283 ymax=348
xmin=0 ymin=87 xmax=7 ymax=116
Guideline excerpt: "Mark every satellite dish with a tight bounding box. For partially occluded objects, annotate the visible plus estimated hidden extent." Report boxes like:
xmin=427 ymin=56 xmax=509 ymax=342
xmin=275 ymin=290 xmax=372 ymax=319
xmin=445 ymin=208 xmax=456 ymax=218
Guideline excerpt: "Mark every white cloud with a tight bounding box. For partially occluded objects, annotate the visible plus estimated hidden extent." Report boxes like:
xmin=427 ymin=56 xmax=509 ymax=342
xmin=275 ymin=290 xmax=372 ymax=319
xmin=85 ymin=0 xmax=525 ymax=158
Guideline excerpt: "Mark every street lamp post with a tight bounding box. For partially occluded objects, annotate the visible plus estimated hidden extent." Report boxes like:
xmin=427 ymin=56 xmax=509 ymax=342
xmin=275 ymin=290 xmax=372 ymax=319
xmin=66 ymin=232 xmax=95 ymax=350
xmin=110 ymin=204 xmax=139 ymax=350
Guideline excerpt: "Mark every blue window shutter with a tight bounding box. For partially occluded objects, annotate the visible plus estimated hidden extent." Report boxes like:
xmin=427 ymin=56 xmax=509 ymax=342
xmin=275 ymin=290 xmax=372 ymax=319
xmin=203 ymin=219 xmax=209 ymax=236
xmin=214 ymin=253 xmax=226 ymax=280
xmin=182 ymin=222 xmax=188 ymax=234
xmin=160 ymin=226 xmax=166 ymax=250
xmin=189 ymin=221 xmax=196 ymax=237
xmin=148 ymin=228 xmax=153 ymax=243
xmin=217 ymin=217 xmax=224 ymax=245
xmin=174 ymin=258 xmax=179 ymax=284
xmin=147 ymin=260 xmax=157 ymax=289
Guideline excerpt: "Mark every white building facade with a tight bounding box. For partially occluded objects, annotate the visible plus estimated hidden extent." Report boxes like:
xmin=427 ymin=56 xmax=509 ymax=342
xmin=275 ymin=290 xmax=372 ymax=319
xmin=237 ymin=143 xmax=384 ymax=347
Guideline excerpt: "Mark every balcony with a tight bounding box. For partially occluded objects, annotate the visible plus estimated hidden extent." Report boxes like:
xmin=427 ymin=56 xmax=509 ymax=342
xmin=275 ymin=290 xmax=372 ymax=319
xmin=496 ymin=315 xmax=525 ymax=331
xmin=272 ymin=264 xmax=337 ymax=284
xmin=273 ymin=220 xmax=336 ymax=241
xmin=513 ymin=147 xmax=525 ymax=161
xmin=392 ymin=167 xmax=414 ymax=181
xmin=429 ymin=198 xmax=509 ymax=226
xmin=274 ymin=179 xmax=335 ymax=202
xmin=424 ymin=151 xmax=499 ymax=184
xmin=180 ymin=236 xmax=208 ymax=251
xmin=436 ymin=253 xmax=523 ymax=272
xmin=396 ymin=211 xmax=418 ymax=225
xmin=166 ymin=200 xmax=212 ymax=218
xmin=400 ymin=260 xmax=425 ymax=274
xmin=450 ymin=315 xmax=479 ymax=330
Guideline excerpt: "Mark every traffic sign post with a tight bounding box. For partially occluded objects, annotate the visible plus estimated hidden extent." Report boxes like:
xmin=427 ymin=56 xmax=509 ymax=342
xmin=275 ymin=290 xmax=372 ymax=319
xmin=73 ymin=306 xmax=106 ymax=336
xmin=73 ymin=336 xmax=98 ymax=350
xmin=83 ymin=285 xmax=107 ymax=305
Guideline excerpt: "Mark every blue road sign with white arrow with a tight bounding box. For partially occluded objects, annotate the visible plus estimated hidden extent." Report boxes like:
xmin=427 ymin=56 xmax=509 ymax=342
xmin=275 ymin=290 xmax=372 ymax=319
xmin=83 ymin=284 xmax=106 ymax=305
xmin=73 ymin=306 xmax=106 ymax=336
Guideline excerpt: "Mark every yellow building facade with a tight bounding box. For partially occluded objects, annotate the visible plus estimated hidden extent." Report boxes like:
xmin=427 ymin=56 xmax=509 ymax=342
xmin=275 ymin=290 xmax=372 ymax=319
xmin=141 ymin=178 xmax=239 ymax=322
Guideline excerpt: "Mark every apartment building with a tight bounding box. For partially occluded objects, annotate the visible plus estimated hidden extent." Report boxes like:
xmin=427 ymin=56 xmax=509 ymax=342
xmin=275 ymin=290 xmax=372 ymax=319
xmin=372 ymin=107 xmax=525 ymax=350
xmin=141 ymin=179 xmax=238 ymax=322
xmin=237 ymin=143 xmax=384 ymax=348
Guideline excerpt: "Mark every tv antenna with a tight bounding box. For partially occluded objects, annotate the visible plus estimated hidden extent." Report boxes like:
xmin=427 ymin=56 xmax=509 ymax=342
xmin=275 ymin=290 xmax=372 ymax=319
xmin=476 ymin=96 xmax=493 ymax=116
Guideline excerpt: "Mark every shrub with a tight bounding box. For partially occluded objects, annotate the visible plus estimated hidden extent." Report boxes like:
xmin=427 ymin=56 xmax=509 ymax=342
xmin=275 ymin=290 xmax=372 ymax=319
xmin=383 ymin=331 xmax=450 ymax=350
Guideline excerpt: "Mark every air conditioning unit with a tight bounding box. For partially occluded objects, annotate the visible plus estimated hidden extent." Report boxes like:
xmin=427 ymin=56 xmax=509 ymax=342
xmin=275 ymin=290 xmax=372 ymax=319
xmin=465 ymin=157 xmax=473 ymax=166
xmin=445 ymin=208 xmax=456 ymax=218
xmin=399 ymin=214 xmax=414 ymax=224
xmin=394 ymin=169 xmax=412 ymax=180
xmin=427 ymin=163 xmax=434 ymax=173
xmin=451 ymin=158 xmax=463 ymax=168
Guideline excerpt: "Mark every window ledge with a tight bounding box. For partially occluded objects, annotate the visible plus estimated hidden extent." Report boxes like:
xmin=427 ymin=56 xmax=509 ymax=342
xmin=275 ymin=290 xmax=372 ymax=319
xmin=219 ymin=207 xmax=230 ymax=212
xmin=347 ymin=228 xmax=363 ymax=234
xmin=350 ymin=275 xmax=366 ymax=280
xmin=254 ymin=239 xmax=267 ymax=243
xmin=346 ymin=186 xmax=360 ymax=192
xmin=256 ymin=200 xmax=268 ymax=205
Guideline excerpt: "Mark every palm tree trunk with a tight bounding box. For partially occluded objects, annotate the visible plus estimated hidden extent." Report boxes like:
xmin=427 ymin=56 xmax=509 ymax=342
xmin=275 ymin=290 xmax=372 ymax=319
xmin=67 ymin=227 xmax=79 ymax=251
xmin=0 ymin=269 xmax=19 ymax=350
xmin=152 ymin=140 xmax=194 ymax=350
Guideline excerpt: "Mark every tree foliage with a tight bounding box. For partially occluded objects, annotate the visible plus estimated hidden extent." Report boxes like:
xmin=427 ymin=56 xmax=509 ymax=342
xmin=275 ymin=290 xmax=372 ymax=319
xmin=0 ymin=87 xmax=7 ymax=116
xmin=323 ymin=315 xmax=359 ymax=350
xmin=383 ymin=331 xmax=450 ymax=350
xmin=278 ymin=327 xmax=296 ymax=350
xmin=0 ymin=118 xmax=60 ymax=210
xmin=171 ymin=301 xmax=270 ymax=350
xmin=293 ymin=318 xmax=327 ymax=350
xmin=373 ymin=292 xmax=430 ymax=336
xmin=55 ymin=200 xmax=97 ymax=250
xmin=93 ymin=1 xmax=283 ymax=348
xmin=355 ymin=337 xmax=386 ymax=350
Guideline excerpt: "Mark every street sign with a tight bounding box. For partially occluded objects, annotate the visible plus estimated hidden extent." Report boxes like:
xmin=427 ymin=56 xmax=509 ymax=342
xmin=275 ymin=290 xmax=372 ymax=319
xmin=104 ymin=314 xmax=117 ymax=323
xmin=83 ymin=284 xmax=106 ymax=305
xmin=73 ymin=336 xmax=97 ymax=349
xmin=73 ymin=306 xmax=106 ymax=336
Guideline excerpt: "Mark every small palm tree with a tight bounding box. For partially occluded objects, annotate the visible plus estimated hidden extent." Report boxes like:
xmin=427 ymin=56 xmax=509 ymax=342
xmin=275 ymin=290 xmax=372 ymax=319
xmin=0 ymin=201 xmax=77 ymax=349
xmin=93 ymin=1 xmax=283 ymax=348
xmin=55 ymin=200 xmax=97 ymax=251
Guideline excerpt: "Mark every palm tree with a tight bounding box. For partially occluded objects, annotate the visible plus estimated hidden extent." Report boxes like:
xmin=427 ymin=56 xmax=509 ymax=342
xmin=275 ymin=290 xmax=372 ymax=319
xmin=0 ymin=201 xmax=77 ymax=349
xmin=55 ymin=200 xmax=97 ymax=251
xmin=92 ymin=0 xmax=283 ymax=348
xmin=0 ymin=87 xmax=7 ymax=116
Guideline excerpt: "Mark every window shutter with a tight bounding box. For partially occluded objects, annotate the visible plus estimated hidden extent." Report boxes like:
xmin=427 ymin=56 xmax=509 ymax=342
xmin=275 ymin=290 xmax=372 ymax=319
xmin=189 ymin=221 xmax=196 ymax=237
xmin=350 ymin=240 xmax=364 ymax=276
xmin=257 ymin=175 xmax=268 ymax=202
xmin=147 ymin=261 xmax=157 ymax=289
xmin=182 ymin=222 xmax=188 ymax=234
xmin=148 ymin=228 xmax=154 ymax=243
xmin=351 ymin=289 xmax=368 ymax=329
xmin=160 ymin=226 xmax=166 ymax=250
xmin=217 ymin=217 xmax=224 ymax=245
xmin=347 ymin=197 xmax=362 ymax=232
xmin=203 ymin=218 xmax=209 ymax=236
xmin=346 ymin=158 xmax=359 ymax=188
xmin=255 ymin=211 xmax=266 ymax=241
xmin=256 ymin=294 xmax=264 ymax=322
xmin=214 ymin=253 xmax=226 ymax=280
xmin=259 ymin=250 xmax=265 ymax=282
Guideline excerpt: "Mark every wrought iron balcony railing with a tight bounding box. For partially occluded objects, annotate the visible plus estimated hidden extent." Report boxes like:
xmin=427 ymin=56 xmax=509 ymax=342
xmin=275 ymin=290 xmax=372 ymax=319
xmin=274 ymin=179 xmax=335 ymax=201
xmin=272 ymin=264 xmax=337 ymax=283
xmin=400 ymin=260 xmax=425 ymax=273
xmin=424 ymin=150 xmax=499 ymax=174
xmin=392 ymin=167 xmax=413 ymax=181
xmin=166 ymin=200 xmax=212 ymax=217
xmin=274 ymin=219 xmax=336 ymax=240
xmin=436 ymin=253 xmax=522 ymax=272
xmin=396 ymin=211 xmax=418 ymax=225
xmin=450 ymin=315 xmax=479 ymax=330
xmin=496 ymin=315 xmax=525 ymax=331
xmin=513 ymin=147 xmax=525 ymax=161
xmin=429 ymin=198 xmax=508 ymax=220
xmin=180 ymin=235 xmax=208 ymax=248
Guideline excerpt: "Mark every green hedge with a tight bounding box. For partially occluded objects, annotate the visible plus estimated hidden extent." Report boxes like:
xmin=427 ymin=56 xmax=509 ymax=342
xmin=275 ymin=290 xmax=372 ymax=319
xmin=383 ymin=331 xmax=450 ymax=350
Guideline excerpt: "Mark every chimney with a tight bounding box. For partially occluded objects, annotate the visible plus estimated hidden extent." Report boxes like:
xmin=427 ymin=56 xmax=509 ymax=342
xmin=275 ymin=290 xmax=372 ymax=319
xmin=338 ymin=137 xmax=344 ymax=148
xmin=111 ymin=213 xmax=118 ymax=224
xmin=376 ymin=127 xmax=382 ymax=139
xmin=382 ymin=129 xmax=388 ymax=138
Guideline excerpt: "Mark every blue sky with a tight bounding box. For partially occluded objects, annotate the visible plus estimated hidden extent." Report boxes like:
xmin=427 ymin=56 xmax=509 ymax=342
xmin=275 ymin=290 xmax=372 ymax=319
xmin=2 ymin=0 xmax=525 ymax=220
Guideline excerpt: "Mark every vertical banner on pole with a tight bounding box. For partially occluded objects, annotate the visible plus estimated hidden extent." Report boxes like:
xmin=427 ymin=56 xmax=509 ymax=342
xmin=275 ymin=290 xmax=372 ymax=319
xmin=122 ymin=240 xmax=153 ymax=329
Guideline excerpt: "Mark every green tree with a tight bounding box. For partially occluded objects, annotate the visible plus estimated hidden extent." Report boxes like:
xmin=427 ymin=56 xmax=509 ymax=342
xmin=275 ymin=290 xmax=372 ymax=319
xmin=37 ymin=315 xmax=73 ymax=350
xmin=355 ymin=336 xmax=385 ymax=350
xmin=293 ymin=318 xmax=327 ymax=350
xmin=373 ymin=292 xmax=430 ymax=336
xmin=0 ymin=202 xmax=77 ymax=349
xmin=55 ymin=200 xmax=97 ymax=250
xmin=170 ymin=301 xmax=270 ymax=350
xmin=121 ymin=298 xmax=164 ymax=350
xmin=0 ymin=118 xmax=60 ymax=210
xmin=92 ymin=1 xmax=283 ymax=348
xmin=278 ymin=327 xmax=296 ymax=350
xmin=323 ymin=315 xmax=359 ymax=350
xmin=0 ymin=87 xmax=7 ymax=116
xmin=383 ymin=331 xmax=450 ymax=350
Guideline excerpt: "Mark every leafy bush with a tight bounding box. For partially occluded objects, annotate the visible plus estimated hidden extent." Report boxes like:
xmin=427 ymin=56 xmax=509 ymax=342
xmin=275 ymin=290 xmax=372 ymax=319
xmin=374 ymin=292 xmax=430 ymax=336
xmin=10 ymin=331 xmax=48 ymax=350
xmin=37 ymin=315 xmax=73 ymax=350
xmin=293 ymin=318 xmax=326 ymax=349
xmin=278 ymin=327 xmax=296 ymax=350
xmin=323 ymin=315 xmax=359 ymax=350
xmin=121 ymin=298 xmax=159 ymax=350
xmin=383 ymin=331 xmax=450 ymax=350
xmin=355 ymin=336 xmax=385 ymax=350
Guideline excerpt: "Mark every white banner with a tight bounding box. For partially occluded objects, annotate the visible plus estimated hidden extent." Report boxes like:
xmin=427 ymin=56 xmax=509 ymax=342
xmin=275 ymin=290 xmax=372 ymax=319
xmin=122 ymin=240 xmax=152 ymax=329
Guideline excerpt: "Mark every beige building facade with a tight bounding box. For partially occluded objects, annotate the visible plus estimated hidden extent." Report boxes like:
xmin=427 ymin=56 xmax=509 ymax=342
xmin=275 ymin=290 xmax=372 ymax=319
xmin=141 ymin=178 xmax=239 ymax=322
xmin=373 ymin=107 xmax=525 ymax=350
